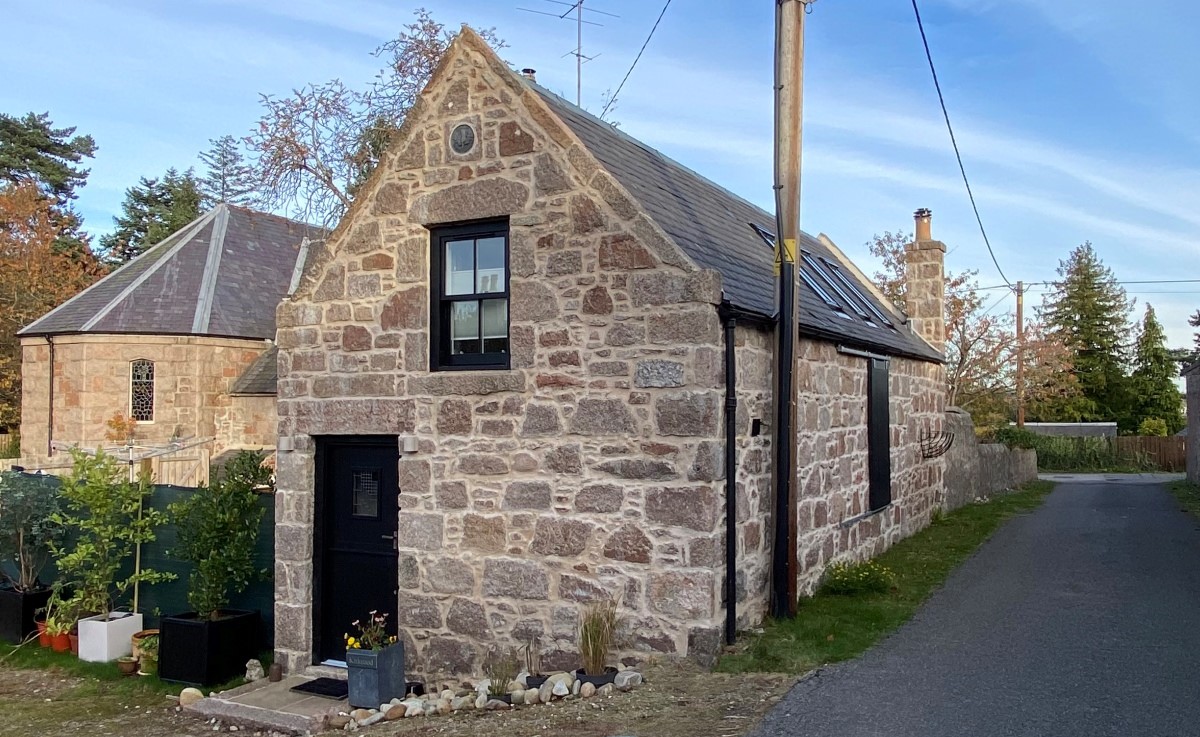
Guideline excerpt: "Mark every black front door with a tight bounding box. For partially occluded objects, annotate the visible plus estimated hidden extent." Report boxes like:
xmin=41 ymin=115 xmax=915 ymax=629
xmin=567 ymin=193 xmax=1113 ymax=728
xmin=315 ymin=437 xmax=399 ymax=664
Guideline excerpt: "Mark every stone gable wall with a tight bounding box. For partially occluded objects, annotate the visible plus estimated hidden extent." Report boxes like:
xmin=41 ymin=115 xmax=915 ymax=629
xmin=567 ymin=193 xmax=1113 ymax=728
xmin=792 ymin=341 xmax=945 ymax=594
xmin=272 ymin=38 xmax=731 ymax=678
xmin=19 ymin=334 xmax=272 ymax=463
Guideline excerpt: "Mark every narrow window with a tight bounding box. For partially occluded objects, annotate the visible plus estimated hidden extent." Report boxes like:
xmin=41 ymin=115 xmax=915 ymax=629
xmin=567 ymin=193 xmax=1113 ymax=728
xmin=130 ymin=359 xmax=155 ymax=422
xmin=867 ymin=357 xmax=891 ymax=511
xmin=430 ymin=220 xmax=510 ymax=370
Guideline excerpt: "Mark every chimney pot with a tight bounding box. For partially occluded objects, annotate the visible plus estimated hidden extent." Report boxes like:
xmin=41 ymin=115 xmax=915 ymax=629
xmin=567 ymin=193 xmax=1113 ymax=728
xmin=914 ymin=208 xmax=932 ymax=242
xmin=520 ymin=68 xmax=537 ymax=82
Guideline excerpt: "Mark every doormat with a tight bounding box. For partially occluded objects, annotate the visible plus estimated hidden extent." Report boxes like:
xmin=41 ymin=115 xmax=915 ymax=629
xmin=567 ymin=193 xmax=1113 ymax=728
xmin=289 ymin=677 xmax=349 ymax=700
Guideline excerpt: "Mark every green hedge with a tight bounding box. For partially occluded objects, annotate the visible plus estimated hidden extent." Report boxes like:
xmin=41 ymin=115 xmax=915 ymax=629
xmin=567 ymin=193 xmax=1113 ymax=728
xmin=989 ymin=428 xmax=1155 ymax=472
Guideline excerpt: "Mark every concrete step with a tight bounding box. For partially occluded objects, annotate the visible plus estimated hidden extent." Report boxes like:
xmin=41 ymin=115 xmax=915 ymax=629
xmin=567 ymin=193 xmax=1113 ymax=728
xmin=185 ymin=676 xmax=346 ymax=735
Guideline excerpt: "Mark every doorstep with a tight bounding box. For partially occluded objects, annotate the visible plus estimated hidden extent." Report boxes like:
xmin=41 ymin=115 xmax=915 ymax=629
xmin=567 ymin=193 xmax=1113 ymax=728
xmin=185 ymin=675 xmax=347 ymax=734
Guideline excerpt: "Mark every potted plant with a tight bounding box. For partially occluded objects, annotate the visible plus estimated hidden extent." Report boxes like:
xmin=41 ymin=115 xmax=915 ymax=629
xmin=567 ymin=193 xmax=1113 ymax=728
xmin=116 ymin=656 xmax=138 ymax=676
xmin=522 ymin=637 xmax=548 ymax=689
xmin=575 ymin=601 xmax=619 ymax=687
xmin=0 ymin=471 xmax=62 ymax=644
xmin=137 ymin=633 xmax=159 ymax=676
xmin=51 ymin=449 xmax=174 ymax=662
xmin=484 ymin=647 xmax=520 ymax=704
xmin=345 ymin=610 xmax=403 ymax=709
xmin=159 ymin=451 xmax=270 ymax=686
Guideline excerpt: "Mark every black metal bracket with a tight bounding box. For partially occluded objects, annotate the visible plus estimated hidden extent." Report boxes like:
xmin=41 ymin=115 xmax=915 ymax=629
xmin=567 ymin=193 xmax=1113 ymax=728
xmin=919 ymin=427 xmax=955 ymax=459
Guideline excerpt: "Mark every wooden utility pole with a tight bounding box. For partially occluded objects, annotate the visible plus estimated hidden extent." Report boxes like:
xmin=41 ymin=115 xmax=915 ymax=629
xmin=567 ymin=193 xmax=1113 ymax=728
xmin=1015 ymin=281 xmax=1025 ymax=427
xmin=770 ymin=0 xmax=807 ymax=620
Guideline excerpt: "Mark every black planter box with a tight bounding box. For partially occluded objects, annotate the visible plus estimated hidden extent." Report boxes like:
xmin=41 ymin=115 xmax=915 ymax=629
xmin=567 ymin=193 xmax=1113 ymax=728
xmin=159 ymin=609 xmax=260 ymax=686
xmin=0 ymin=586 xmax=52 ymax=645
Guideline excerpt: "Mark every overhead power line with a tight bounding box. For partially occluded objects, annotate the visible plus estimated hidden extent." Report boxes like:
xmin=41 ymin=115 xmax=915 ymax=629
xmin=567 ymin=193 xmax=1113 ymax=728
xmin=910 ymin=0 xmax=1012 ymax=289
xmin=600 ymin=0 xmax=672 ymax=120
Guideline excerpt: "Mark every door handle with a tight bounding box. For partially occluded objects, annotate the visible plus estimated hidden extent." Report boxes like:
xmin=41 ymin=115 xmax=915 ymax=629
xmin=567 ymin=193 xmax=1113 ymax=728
xmin=382 ymin=533 xmax=397 ymax=551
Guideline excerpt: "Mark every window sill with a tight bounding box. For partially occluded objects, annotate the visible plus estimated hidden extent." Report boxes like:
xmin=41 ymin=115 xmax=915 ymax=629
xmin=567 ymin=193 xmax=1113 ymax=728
xmin=838 ymin=502 xmax=893 ymax=529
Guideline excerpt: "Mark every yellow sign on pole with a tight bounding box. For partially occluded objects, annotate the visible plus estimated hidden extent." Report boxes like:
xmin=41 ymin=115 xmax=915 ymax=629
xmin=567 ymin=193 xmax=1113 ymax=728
xmin=773 ymin=238 xmax=797 ymax=276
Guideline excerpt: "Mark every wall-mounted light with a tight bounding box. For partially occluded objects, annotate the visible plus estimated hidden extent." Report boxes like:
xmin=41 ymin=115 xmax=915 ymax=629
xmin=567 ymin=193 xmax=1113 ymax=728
xmin=400 ymin=436 xmax=419 ymax=453
xmin=277 ymin=436 xmax=295 ymax=453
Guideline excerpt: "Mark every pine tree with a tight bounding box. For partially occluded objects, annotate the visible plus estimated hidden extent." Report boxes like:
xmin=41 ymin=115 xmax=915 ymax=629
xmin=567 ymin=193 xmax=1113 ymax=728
xmin=1130 ymin=304 xmax=1184 ymax=434
xmin=198 ymin=135 xmax=256 ymax=207
xmin=1040 ymin=242 xmax=1134 ymax=426
xmin=98 ymin=168 xmax=203 ymax=264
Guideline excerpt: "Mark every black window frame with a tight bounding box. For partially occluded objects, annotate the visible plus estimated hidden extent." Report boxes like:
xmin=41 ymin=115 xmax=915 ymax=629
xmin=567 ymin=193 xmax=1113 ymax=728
xmin=867 ymin=357 xmax=892 ymax=511
xmin=429 ymin=219 xmax=511 ymax=371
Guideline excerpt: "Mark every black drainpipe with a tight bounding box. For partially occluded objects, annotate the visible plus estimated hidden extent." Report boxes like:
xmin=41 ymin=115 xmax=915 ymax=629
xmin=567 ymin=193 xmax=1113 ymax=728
xmin=719 ymin=302 xmax=738 ymax=646
xmin=46 ymin=336 xmax=55 ymax=456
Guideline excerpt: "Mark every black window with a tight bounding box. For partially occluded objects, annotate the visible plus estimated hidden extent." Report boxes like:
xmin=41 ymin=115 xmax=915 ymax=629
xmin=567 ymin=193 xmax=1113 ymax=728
xmin=430 ymin=220 xmax=510 ymax=370
xmin=130 ymin=359 xmax=155 ymax=422
xmin=867 ymin=357 xmax=891 ymax=511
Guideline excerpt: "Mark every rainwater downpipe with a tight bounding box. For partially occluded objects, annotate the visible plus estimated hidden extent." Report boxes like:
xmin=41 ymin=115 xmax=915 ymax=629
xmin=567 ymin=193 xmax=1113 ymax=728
xmin=46 ymin=336 xmax=55 ymax=456
xmin=720 ymin=303 xmax=738 ymax=646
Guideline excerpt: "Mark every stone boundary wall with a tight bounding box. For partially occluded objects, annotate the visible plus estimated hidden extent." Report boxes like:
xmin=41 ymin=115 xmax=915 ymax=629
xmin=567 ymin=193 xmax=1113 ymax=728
xmin=1187 ymin=373 xmax=1200 ymax=483
xmin=942 ymin=407 xmax=1038 ymax=511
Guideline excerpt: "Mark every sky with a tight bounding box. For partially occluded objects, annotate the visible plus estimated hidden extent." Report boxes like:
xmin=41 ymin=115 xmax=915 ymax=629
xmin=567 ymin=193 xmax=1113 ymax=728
xmin=3 ymin=0 xmax=1198 ymax=349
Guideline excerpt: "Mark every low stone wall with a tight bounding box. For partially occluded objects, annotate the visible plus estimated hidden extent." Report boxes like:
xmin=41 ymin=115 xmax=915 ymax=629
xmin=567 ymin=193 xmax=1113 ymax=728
xmin=942 ymin=408 xmax=1037 ymax=511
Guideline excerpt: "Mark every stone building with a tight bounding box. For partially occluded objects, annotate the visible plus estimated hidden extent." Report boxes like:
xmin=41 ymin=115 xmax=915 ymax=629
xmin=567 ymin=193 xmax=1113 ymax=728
xmin=1185 ymin=363 xmax=1200 ymax=482
xmin=18 ymin=203 xmax=325 ymax=468
xmin=271 ymin=29 xmax=947 ymax=678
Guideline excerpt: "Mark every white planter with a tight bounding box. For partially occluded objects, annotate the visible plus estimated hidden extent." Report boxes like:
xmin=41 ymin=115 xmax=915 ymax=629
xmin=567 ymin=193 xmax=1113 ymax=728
xmin=78 ymin=612 xmax=143 ymax=663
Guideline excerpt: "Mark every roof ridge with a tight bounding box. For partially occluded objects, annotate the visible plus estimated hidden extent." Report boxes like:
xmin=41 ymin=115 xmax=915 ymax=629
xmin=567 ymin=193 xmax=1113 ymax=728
xmin=192 ymin=204 xmax=231 ymax=333
xmin=224 ymin=203 xmax=330 ymax=233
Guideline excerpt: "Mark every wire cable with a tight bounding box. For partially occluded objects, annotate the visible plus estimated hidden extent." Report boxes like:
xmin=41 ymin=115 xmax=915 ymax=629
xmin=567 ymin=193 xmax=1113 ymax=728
xmin=910 ymin=0 xmax=1012 ymax=288
xmin=599 ymin=0 xmax=672 ymax=119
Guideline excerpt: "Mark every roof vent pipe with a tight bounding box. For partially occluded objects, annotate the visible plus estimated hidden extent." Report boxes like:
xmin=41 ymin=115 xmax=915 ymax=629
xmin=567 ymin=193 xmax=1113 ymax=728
xmin=520 ymin=68 xmax=537 ymax=82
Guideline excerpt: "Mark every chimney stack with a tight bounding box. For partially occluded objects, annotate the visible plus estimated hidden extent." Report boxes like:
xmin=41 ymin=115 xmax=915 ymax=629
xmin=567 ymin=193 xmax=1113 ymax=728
xmin=520 ymin=68 xmax=537 ymax=82
xmin=904 ymin=208 xmax=946 ymax=353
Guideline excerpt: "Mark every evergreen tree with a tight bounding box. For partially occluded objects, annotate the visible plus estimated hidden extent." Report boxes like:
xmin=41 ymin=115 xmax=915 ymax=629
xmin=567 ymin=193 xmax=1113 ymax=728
xmin=1040 ymin=242 xmax=1134 ymax=426
xmin=1130 ymin=304 xmax=1184 ymax=434
xmin=0 ymin=111 xmax=97 ymax=259
xmin=98 ymin=168 xmax=202 ymax=264
xmin=198 ymin=135 xmax=256 ymax=207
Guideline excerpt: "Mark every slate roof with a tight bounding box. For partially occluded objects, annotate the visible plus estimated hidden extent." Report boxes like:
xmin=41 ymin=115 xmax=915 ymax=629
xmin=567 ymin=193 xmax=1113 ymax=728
xmin=21 ymin=204 xmax=328 ymax=340
xmin=532 ymin=85 xmax=943 ymax=363
xmin=229 ymin=345 xmax=279 ymax=396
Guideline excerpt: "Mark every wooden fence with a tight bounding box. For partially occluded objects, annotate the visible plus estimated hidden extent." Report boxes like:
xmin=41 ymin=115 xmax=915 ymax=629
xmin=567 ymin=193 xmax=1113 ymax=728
xmin=1115 ymin=436 xmax=1186 ymax=472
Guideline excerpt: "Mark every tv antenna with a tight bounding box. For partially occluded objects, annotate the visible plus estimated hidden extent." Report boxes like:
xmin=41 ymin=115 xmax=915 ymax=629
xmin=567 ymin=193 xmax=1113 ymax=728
xmin=517 ymin=0 xmax=618 ymax=106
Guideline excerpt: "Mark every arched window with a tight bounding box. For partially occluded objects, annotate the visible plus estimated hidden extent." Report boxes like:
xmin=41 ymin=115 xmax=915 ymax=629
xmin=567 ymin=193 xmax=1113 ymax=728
xmin=130 ymin=359 xmax=155 ymax=422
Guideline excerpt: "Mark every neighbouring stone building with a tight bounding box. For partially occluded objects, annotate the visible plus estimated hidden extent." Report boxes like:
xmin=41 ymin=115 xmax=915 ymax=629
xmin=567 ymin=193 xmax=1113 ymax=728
xmin=271 ymin=29 xmax=948 ymax=678
xmin=18 ymin=204 xmax=325 ymax=470
xmin=1185 ymin=362 xmax=1200 ymax=483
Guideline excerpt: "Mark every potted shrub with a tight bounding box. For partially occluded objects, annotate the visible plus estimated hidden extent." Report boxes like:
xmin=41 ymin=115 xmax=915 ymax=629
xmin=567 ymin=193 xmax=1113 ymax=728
xmin=484 ymin=647 xmax=520 ymax=704
xmin=0 ymin=471 xmax=62 ymax=644
xmin=159 ymin=451 xmax=270 ymax=685
xmin=575 ymin=601 xmax=619 ymax=687
xmin=522 ymin=637 xmax=548 ymax=689
xmin=345 ymin=610 xmax=403 ymax=709
xmin=46 ymin=610 xmax=71 ymax=652
xmin=51 ymin=449 xmax=174 ymax=662
xmin=137 ymin=633 xmax=159 ymax=676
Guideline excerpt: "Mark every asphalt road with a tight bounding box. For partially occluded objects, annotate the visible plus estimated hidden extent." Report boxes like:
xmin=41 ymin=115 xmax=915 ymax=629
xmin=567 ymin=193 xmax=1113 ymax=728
xmin=751 ymin=477 xmax=1200 ymax=737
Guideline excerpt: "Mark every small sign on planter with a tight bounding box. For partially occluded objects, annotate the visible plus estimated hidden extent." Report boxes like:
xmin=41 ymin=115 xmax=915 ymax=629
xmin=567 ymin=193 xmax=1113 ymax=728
xmin=347 ymin=642 xmax=406 ymax=709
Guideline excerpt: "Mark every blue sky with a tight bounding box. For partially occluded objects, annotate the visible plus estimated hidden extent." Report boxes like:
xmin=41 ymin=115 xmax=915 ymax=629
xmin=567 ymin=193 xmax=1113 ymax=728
xmin=3 ymin=0 xmax=1198 ymax=348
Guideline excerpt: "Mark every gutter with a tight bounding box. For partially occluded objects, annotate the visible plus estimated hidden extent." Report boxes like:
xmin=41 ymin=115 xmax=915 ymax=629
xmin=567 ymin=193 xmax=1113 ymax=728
xmin=719 ymin=301 xmax=739 ymax=646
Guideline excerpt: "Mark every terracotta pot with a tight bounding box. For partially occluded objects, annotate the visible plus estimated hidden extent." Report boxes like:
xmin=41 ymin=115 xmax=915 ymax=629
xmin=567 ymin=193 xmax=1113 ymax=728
xmin=130 ymin=628 xmax=159 ymax=661
xmin=69 ymin=633 xmax=79 ymax=655
xmin=50 ymin=633 xmax=70 ymax=653
xmin=116 ymin=657 xmax=138 ymax=676
xmin=36 ymin=618 xmax=50 ymax=648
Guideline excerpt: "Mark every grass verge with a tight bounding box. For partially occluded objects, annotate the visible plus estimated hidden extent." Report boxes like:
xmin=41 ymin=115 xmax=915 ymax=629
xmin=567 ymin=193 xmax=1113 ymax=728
xmin=1167 ymin=480 xmax=1200 ymax=518
xmin=717 ymin=480 xmax=1055 ymax=674
xmin=1 ymin=641 xmax=254 ymax=696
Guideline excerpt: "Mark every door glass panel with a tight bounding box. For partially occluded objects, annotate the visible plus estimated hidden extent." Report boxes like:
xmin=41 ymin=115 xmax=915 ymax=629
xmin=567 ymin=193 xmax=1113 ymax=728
xmin=445 ymin=239 xmax=475 ymax=295
xmin=481 ymin=298 xmax=508 ymax=354
xmin=476 ymin=237 xmax=506 ymax=293
xmin=450 ymin=301 xmax=480 ymax=354
xmin=352 ymin=469 xmax=381 ymax=519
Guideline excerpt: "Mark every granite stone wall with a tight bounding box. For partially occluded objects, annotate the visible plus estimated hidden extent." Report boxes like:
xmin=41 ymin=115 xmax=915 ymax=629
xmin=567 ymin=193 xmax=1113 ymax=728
xmin=272 ymin=33 xmax=730 ymax=678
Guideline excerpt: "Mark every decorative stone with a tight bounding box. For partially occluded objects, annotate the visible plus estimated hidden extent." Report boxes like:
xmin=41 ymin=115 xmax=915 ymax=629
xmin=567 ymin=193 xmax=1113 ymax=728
xmin=524 ymin=688 xmax=540 ymax=705
xmin=330 ymin=714 xmax=353 ymax=728
xmin=614 ymin=670 xmax=642 ymax=690
xmin=598 ymin=683 xmax=615 ymax=697
xmin=510 ymin=688 xmax=525 ymax=702
xmin=384 ymin=704 xmax=406 ymax=720
xmin=580 ymin=682 xmax=597 ymax=698
xmin=603 ymin=524 xmax=652 ymax=564
xmin=450 ymin=695 xmax=474 ymax=711
xmin=485 ymin=699 xmax=511 ymax=711
xmin=350 ymin=709 xmax=373 ymax=721
xmin=483 ymin=558 xmax=550 ymax=599
xmin=437 ymin=699 xmax=452 ymax=715
xmin=538 ymin=680 xmax=553 ymax=703
xmin=179 ymin=688 xmax=205 ymax=708
xmin=360 ymin=712 xmax=385 ymax=726
xmin=475 ymin=693 xmax=488 ymax=709
xmin=552 ymin=680 xmax=570 ymax=697
xmin=405 ymin=704 xmax=424 ymax=717
xmin=570 ymin=398 xmax=636 ymax=435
